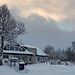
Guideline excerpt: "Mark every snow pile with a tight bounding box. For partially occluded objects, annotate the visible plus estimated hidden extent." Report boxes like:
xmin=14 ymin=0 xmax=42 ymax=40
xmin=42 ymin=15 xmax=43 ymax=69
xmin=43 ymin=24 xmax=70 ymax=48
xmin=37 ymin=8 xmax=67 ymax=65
xmin=49 ymin=60 xmax=74 ymax=66
xmin=0 ymin=66 xmax=20 ymax=75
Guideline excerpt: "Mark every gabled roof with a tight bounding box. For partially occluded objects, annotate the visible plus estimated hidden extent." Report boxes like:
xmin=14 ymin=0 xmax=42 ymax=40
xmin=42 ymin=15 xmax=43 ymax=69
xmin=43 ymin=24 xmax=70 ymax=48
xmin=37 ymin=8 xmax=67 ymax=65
xmin=36 ymin=48 xmax=48 ymax=57
xmin=3 ymin=50 xmax=33 ymax=55
xmin=21 ymin=45 xmax=36 ymax=48
xmin=21 ymin=45 xmax=48 ymax=57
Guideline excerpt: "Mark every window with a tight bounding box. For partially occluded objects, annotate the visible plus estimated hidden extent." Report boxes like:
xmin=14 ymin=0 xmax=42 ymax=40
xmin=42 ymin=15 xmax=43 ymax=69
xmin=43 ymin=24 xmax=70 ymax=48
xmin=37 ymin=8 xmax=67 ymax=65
xmin=27 ymin=48 xmax=31 ymax=52
xmin=37 ymin=57 xmax=40 ymax=61
xmin=29 ymin=56 xmax=31 ymax=61
xmin=37 ymin=57 xmax=41 ymax=63
xmin=3 ymin=55 xmax=8 ymax=59
xmin=18 ymin=47 xmax=22 ymax=51
xmin=10 ymin=46 xmax=14 ymax=50
xmin=14 ymin=46 xmax=19 ymax=51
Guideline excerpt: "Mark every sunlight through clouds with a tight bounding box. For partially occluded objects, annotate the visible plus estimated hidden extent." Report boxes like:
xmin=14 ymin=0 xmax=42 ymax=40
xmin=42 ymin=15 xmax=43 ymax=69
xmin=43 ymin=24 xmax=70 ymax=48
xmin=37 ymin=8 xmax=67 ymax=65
xmin=0 ymin=0 xmax=75 ymax=21
xmin=0 ymin=0 xmax=75 ymax=49
xmin=0 ymin=0 xmax=75 ymax=32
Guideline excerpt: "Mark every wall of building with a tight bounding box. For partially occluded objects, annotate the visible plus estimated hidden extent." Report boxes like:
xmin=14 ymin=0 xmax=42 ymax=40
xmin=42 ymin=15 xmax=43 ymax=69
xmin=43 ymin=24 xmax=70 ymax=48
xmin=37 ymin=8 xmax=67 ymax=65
xmin=36 ymin=56 xmax=48 ymax=63
xmin=26 ymin=47 xmax=48 ymax=64
xmin=3 ymin=54 xmax=29 ymax=62
xmin=31 ymin=49 xmax=36 ymax=64
xmin=24 ymin=55 xmax=28 ymax=62
xmin=27 ymin=48 xmax=36 ymax=64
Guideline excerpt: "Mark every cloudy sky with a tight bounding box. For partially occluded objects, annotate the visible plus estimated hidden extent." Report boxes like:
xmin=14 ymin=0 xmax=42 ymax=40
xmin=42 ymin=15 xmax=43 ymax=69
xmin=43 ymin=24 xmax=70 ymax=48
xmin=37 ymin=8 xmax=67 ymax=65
xmin=0 ymin=0 xmax=75 ymax=50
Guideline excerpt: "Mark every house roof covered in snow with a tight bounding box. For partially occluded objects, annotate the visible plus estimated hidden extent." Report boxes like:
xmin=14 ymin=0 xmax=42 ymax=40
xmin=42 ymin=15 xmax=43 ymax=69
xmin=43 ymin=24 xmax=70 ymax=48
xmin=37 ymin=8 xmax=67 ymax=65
xmin=3 ymin=50 xmax=33 ymax=55
xmin=36 ymin=48 xmax=48 ymax=56
xmin=21 ymin=45 xmax=36 ymax=48
xmin=21 ymin=45 xmax=48 ymax=57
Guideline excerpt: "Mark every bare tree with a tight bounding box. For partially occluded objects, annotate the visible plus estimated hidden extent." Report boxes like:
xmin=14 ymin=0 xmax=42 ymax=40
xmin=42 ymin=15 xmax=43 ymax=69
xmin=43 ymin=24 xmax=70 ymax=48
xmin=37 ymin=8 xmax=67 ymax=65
xmin=44 ymin=45 xmax=55 ymax=60
xmin=0 ymin=5 xmax=26 ymax=65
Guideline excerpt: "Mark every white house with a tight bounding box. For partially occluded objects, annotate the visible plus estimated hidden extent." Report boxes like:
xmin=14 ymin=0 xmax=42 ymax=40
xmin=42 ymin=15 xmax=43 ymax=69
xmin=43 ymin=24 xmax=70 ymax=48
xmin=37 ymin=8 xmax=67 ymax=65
xmin=3 ymin=44 xmax=48 ymax=64
xmin=21 ymin=45 xmax=49 ymax=64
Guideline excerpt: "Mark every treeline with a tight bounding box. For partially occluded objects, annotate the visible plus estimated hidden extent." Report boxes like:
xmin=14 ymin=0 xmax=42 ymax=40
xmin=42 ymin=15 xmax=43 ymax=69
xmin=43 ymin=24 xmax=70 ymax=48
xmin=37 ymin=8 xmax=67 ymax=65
xmin=44 ymin=41 xmax=75 ymax=62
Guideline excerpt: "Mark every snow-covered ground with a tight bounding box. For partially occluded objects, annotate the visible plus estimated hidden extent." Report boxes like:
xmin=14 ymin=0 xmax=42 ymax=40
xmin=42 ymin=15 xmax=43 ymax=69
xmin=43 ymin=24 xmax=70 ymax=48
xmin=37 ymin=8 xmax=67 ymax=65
xmin=0 ymin=63 xmax=75 ymax=75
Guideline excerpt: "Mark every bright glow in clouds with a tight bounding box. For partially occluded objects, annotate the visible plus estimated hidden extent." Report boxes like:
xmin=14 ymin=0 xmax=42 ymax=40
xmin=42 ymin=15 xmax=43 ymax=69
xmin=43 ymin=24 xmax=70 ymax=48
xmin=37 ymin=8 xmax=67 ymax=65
xmin=0 ymin=0 xmax=75 ymax=32
xmin=1 ymin=0 xmax=75 ymax=49
xmin=0 ymin=0 xmax=74 ymax=21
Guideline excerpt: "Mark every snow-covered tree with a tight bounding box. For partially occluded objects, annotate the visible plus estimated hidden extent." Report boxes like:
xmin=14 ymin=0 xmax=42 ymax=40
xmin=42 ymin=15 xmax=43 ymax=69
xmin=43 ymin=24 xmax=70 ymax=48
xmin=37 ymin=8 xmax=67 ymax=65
xmin=44 ymin=45 xmax=55 ymax=60
xmin=0 ymin=5 xmax=26 ymax=65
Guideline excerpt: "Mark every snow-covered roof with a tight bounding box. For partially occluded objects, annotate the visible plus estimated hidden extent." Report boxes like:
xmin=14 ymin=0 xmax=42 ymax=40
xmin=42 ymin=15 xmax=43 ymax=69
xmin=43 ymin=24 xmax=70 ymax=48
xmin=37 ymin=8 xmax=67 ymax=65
xmin=3 ymin=50 xmax=33 ymax=55
xmin=36 ymin=48 xmax=48 ymax=56
xmin=21 ymin=45 xmax=36 ymax=48
xmin=21 ymin=45 xmax=48 ymax=57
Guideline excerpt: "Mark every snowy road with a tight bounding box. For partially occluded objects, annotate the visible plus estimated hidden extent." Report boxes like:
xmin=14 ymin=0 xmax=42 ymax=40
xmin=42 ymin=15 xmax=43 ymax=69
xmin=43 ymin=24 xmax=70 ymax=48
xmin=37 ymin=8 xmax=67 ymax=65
xmin=26 ymin=64 xmax=75 ymax=75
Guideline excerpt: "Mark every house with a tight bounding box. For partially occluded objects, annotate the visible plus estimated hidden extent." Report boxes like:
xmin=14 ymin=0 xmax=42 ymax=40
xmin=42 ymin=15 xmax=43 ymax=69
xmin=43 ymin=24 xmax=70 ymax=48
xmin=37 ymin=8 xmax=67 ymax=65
xmin=3 ymin=44 xmax=33 ymax=63
xmin=21 ymin=45 xmax=49 ymax=64
xmin=3 ymin=44 xmax=48 ymax=64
